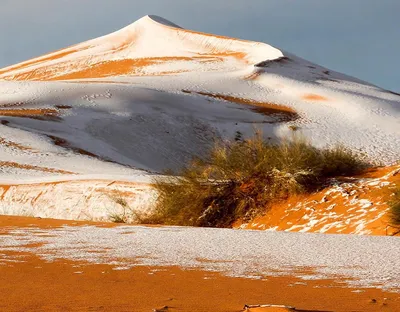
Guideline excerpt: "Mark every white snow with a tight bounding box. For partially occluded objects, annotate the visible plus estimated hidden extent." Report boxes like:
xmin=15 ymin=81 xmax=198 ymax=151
xmin=0 ymin=15 xmax=399 ymax=221
xmin=0 ymin=179 xmax=157 ymax=222
xmin=1 ymin=225 xmax=399 ymax=291
xmin=0 ymin=15 xmax=283 ymax=79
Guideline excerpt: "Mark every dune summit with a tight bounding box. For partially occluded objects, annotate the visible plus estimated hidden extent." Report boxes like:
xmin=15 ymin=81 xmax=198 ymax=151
xmin=0 ymin=15 xmax=399 ymax=227
xmin=0 ymin=15 xmax=284 ymax=80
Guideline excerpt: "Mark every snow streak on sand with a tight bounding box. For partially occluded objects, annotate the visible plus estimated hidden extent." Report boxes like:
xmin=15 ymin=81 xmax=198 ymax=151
xmin=1 ymin=225 xmax=399 ymax=291
xmin=0 ymin=15 xmax=399 ymax=223
xmin=0 ymin=15 xmax=283 ymax=80
xmin=241 ymin=165 xmax=400 ymax=235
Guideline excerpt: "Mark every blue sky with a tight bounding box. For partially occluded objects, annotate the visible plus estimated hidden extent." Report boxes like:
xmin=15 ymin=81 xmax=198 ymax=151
xmin=1 ymin=0 xmax=399 ymax=91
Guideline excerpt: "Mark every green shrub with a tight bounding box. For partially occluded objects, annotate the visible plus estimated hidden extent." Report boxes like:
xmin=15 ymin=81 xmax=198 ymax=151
xmin=147 ymin=133 xmax=368 ymax=227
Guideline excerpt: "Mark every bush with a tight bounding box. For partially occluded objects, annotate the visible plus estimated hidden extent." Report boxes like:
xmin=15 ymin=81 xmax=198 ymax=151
xmin=389 ymin=187 xmax=400 ymax=228
xmin=147 ymin=133 xmax=368 ymax=227
xmin=109 ymin=213 xmax=127 ymax=223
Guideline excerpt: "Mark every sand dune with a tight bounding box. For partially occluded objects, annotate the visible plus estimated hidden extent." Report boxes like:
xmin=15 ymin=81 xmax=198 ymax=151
xmin=0 ymin=15 xmax=399 ymax=230
xmin=0 ymin=15 xmax=399 ymax=312
xmin=239 ymin=165 xmax=400 ymax=235
xmin=0 ymin=15 xmax=283 ymax=81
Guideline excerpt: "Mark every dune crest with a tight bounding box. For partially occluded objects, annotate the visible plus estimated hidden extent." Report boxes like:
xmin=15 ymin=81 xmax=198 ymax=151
xmin=0 ymin=15 xmax=283 ymax=81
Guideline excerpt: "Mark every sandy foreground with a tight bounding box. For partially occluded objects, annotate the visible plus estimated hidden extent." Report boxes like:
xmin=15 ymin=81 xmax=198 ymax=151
xmin=0 ymin=216 xmax=399 ymax=312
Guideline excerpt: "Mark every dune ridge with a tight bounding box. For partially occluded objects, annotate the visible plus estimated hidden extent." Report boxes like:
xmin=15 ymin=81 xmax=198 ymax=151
xmin=0 ymin=15 xmax=283 ymax=81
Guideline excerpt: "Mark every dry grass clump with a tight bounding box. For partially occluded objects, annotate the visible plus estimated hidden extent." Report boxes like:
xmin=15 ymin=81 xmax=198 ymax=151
xmin=389 ymin=187 xmax=400 ymax=230
xmin=147 ymin=133 xmax=368 ymax=227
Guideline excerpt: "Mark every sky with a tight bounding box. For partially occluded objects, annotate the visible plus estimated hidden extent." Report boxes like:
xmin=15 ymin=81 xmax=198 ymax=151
xmin=0 ymin=0 xmax=399 ymax=91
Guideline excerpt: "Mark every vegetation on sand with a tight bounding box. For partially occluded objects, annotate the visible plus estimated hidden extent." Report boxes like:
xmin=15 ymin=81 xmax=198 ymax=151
xmin=389 ymin=187 xmax=400 ymax=233
xmin=147 ymin=133 xmax=367 ymax=227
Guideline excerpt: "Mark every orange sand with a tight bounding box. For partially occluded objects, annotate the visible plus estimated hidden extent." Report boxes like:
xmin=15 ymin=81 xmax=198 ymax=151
xmin=0 ymin=161 xmax=74 ymax=175
xmin=0 ymin=108 xmax=61 ymax=120
xmin=0 ymin=137 xmax=33 ymax=151
xmin=0 ymin=215 xmax=117 ymax=229
xmin=0 ymin=24 xmax=259 ymax=82
xmin=244 ymin=70 xmax=263 ymax=80
xmin=302 ymin=94 xmax=329 ymax=101
xmin=182 ymin=90 xmax=298 ymax=120
xmin=240 ymin=166 xmax=400 ymax=235
xmin=3 ymin=56 xmax=225 ymax=81
xmin=0 ymin=48 xmax=81 ymax=76
xmin=0 ymin=216 xmax=398 ymax=312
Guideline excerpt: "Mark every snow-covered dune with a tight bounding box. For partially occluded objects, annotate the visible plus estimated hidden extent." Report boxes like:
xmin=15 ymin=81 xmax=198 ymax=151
xmin=0 ymin=15 xmax=283 ymax=80
xmin=0 ymin=15 xmax=399 ymax=225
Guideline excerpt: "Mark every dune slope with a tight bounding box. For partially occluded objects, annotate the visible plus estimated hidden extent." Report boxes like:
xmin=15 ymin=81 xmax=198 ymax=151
xmin=0 ymin=15 xmax=399 ymax=228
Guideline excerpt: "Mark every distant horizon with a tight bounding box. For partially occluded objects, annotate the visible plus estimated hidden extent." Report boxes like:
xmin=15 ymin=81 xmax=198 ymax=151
xmin=1 ymin=0 xmax=399 ymax=91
